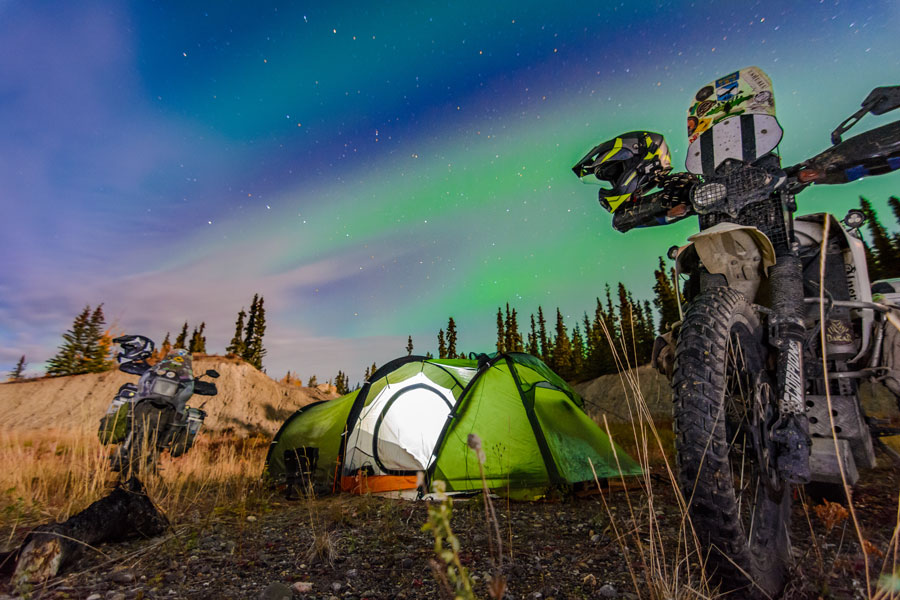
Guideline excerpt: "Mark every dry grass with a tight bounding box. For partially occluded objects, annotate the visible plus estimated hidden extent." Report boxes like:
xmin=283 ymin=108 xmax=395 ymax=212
xmin=588 ymin=238 xmax=900 ymax=599
xmin=0 ymin=429 xmax=269 ymax=548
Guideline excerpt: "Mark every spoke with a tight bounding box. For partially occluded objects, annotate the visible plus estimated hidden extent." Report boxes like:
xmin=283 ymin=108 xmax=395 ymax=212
xmin=748 ymin=477 xmax=760 ymax=542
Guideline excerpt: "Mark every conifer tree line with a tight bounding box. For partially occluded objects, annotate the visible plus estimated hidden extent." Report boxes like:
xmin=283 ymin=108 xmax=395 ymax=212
xmin=859 ymin=196 xmax=900 ymax=281
xmin=226 ymin=293 xmax=268 ymax=369
xmin=433 ymin=265 xmax=681 ymax=382
xmin=40 ymin=293 xmax=269 ymax=377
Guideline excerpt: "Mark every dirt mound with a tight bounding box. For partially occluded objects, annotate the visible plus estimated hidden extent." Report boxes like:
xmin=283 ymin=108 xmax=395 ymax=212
xmin=0 ymin=355 xmax=338 ymax=435
xmin=574 ymin=365 xmax=673 ymax=423
xmin=574 ymin=364 xmax=899 ymax=424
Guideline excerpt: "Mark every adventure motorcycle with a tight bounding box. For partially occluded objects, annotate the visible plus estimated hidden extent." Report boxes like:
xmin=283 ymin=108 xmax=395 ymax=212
xmin=99 ymin=335 xmax=219 ymax=475
xmin=572 ymin=68 xmax=900 ymax=596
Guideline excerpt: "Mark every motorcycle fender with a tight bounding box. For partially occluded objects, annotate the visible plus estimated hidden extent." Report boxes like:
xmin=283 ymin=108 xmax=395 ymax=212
xmin=676 ymin=223 xmax=776 ymax=302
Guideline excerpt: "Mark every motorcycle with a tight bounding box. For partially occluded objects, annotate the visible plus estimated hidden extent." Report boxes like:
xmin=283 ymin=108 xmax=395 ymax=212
xmin=573 ymin=68 xmax=900 ymax=596
xmin=99 ymin=335 xmax=219 ymax=476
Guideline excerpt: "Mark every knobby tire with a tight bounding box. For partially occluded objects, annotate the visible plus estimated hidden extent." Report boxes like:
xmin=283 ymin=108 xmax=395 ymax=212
xmin=673 ymin=287 xmax=791 ymax=597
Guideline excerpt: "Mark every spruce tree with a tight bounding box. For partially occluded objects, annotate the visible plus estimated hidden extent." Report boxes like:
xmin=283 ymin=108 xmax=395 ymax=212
xmin=46 ymin=306 xmax=96 ymax=376
xmin=226 ymin=308 xmax=246 ymax=356
xmin=158 ymin=332 xmax=172 ymax=360
xmin=617 ymin=283 xmax=636 ymax=364
xmin=552 ymin=308 xmax=573 ymax=378
xmin=537 ymin=306 xmax=549 ymax=362
xmin=605 ymin=285 xmax=619 ymax=342
xmin=246 ymin=296 xmax=267 ymax=369
xmin=446 ymin=317 xmax=458 ymax=359
xmin=860 ymin=196 xmax=897 ymax=278
xmin=635 ymin=299 xmax=655 ymax=364
xmin=571 ymin=325 xmax=585 ymax=380
xmin=510 ymin=309 xmax=523 ymax=351
xmin=653 ymin=256 xmax=681 ymax=333
xmin=335 ymin=370 xmax=350 ymax=395
xmin=527 ymin=314 xmax=539 ymax=356
xmin=8 ymin=355 xmax=26 ymax=382
xmin=504 ymin=304 xmax=513 ymax=353
xmin=195 ymin=322 xmax=207 ymax=354
xmin=243 ymin=294 xmax=259 ymax=361
xmin=496 ymin=308 xmax=505 ymax=353
xmin=889 ymin=196 xmax=900 ymax=227
xmin=307 ymin=374 xmax=318 ymax=387
xmin=188 ymin=326 xmax=199 ymax=353
xmin=406 ymin=335 xmax=414 ymax=356
xmin=174 ymin=322 xmax=189 ymax=349
xmin=370 ymin=362 xmax=378 ymax=377
xmin=85 ymin=305 xmax=112 ymax=372
xmin=437 ymin=329 xmax=447 ymax=359
xmin=55 ymin=306 xmax=92 ymax=374
xmin=889 ymin=196 xmax=900 ymax=258
xmin=590 ymin=297 xmax=617 ymax=376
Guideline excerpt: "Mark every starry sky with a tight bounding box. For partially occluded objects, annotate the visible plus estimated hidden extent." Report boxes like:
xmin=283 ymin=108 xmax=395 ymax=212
xmin=2 ymin=1 xmax=899 ymax=382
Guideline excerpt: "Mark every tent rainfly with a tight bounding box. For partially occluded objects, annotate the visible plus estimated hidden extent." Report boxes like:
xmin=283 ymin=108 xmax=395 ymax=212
xmin=265 ymin=353 xmax=641 ymax=499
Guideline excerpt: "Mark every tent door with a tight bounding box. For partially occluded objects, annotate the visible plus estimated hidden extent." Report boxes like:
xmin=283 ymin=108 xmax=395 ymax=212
xmin=373 ymin=384 xmax=453 ymax=473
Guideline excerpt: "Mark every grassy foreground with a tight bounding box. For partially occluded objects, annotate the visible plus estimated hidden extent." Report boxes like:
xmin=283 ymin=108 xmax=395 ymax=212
xmin=1 ymin=372 xmax=900 ymax=598
xmin=0 ymin=429 xmax=269 ymax=547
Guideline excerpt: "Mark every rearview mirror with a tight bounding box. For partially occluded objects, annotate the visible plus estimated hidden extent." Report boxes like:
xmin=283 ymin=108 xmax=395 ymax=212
xmin=866 ymin=86 xmax=900 ymax=116
xmin=205 ymin=369 xmax=220 ymax=378
xmin=832 ymin=85 xmax=900 ymax=144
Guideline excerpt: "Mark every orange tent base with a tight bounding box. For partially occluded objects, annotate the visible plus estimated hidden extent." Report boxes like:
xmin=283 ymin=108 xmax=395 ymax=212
xmin=340 ymin=472 xmax=419 ymax=494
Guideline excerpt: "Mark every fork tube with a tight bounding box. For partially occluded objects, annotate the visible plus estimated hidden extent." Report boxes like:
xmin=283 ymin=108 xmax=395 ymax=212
xmin=768 ymin=253 xmax=812 ymax=483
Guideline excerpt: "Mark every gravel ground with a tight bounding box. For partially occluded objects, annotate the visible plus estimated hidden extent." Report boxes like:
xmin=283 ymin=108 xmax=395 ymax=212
xmin=2 ymin=464 xmax=899 ymax=600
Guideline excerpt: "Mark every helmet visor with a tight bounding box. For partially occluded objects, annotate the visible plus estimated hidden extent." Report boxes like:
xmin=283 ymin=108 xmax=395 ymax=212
xmin=572 ymin=144 xmax=635 ymax=186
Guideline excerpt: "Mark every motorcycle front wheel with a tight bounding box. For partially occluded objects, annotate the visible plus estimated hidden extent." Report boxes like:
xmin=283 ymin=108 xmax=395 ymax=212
xmin=673 ymin=287 xmax=791 ymax=597
xmin=111 ymin=401 xmax=175 ymax=477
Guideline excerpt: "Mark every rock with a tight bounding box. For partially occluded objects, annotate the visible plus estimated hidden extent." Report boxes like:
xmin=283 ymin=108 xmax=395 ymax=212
xmin=246 ymin=515 xmax=257 ymax=522
xmin=110 ymin=569 xmax=135 ymax=584
xmin=105 ymin=592 xmax=125 ymax=600
xmin=292 ymin=581 xmax=314 ymax=593
xmin=331 ymin=581 xmax=342 ymax=592
xmin=86 ymin=595 xmax=102 ymax=600
xmin=259 ymin=582 xmax=293 ymax=600
xmin=598 ymin=583 xmax=618 ymax=598
xmin=401 ymin=557 xmax=414 ymax=568
xmin=346 ymin=568 xmax=358 ymax=578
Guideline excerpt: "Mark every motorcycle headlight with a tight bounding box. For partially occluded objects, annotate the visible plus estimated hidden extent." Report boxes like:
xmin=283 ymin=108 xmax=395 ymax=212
xmin=690 ymin=182 xmax=727 ymax=213
xmin=151 ymin=378 xmax=179 ymax=398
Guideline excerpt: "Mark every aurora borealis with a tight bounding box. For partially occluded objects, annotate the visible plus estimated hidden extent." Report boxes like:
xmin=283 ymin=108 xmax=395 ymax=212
xmin=2 ymin=1 xmax=899 ymax=381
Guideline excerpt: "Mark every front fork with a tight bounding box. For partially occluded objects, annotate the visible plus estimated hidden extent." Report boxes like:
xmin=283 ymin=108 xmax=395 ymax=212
xmin=768 ymin=254 xmax=812 ymax=484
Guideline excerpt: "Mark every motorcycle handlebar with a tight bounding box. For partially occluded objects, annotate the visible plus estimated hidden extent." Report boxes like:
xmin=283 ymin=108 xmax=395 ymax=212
xmin=789 ymin=119 xmax=900 ymax=186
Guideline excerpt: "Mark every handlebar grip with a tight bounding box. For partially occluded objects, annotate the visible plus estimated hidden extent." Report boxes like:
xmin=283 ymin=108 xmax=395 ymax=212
xmin=612 ymin=201 xmax=663 ymax=232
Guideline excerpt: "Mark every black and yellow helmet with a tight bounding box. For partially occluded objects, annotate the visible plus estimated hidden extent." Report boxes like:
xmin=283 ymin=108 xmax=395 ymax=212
xmin=572 ymin=131 xmax=672 ymax=213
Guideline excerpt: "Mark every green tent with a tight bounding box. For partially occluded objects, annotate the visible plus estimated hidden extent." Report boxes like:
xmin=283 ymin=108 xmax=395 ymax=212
xmin=265 ymin=353 xmax=640 ymax=499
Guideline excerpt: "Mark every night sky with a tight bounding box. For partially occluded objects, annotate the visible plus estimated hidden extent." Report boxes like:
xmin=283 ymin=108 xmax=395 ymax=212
xmin=2 ymin=1 xmax=899 ymax=381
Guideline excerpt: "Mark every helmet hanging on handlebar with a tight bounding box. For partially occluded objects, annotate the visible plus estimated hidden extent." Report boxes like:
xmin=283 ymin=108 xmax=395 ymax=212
xmin=571 ymin=131 xmax=672 ymax=213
